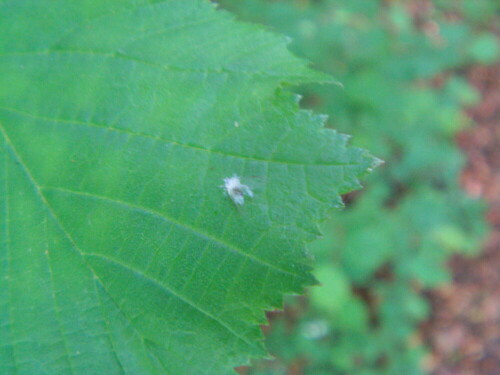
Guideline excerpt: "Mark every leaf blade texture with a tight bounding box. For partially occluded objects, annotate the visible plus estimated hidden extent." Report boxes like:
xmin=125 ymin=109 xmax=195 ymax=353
xmin=0 ymin=0 xmax=377 ymax=374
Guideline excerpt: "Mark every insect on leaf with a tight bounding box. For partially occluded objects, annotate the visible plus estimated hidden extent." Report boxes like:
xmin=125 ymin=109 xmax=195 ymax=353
xmin=0 ymin=0 xmax=378 ymax=374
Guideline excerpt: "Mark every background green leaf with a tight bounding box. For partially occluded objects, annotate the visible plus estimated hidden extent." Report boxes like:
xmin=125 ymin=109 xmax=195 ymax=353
xmin=0 ymin=1 xmax=376 ymax=374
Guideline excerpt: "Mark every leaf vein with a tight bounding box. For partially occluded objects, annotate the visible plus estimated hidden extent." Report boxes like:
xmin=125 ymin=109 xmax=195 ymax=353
xmin=0 ymin=106 xmax=356 ymax=167
xmin=85 ymin=252 xmax=256 ymax=349
xmin=0 ymin=49 xmax=311 ymax=79
xmin=42 ymin=186 xmax=304 ymax=279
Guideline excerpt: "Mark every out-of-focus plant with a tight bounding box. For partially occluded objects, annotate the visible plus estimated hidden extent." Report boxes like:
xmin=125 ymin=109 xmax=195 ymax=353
xmin=219 ymin=0 xmax=497 ymax=374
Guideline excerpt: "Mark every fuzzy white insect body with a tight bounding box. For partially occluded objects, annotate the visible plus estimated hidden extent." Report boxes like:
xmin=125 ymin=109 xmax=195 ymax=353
xmin=221 ymin=175 xmax=253 ymax=206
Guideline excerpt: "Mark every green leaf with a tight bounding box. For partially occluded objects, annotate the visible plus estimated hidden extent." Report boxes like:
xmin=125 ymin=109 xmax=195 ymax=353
xmin=0 ymin=1 xmax=376 ymax=374
xmin=310 ymin=265 xmax=350 ymax=316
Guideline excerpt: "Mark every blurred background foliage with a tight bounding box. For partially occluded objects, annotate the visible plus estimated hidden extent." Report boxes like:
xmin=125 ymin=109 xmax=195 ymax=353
xmin=217 ymin=0 xmax=499 ymax=374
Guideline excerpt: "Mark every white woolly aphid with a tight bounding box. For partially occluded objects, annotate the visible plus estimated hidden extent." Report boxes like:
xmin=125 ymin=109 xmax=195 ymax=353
xmin=221 ymin=175 xmax=253 ymax=206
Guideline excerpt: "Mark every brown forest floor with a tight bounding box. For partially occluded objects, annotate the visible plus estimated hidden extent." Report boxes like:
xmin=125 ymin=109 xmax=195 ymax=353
xmin=422 ymin=63 xmax=500 ymax=375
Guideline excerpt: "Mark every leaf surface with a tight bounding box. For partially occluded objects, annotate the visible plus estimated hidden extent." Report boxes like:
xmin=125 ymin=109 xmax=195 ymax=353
xmin=0 ymin=1 xmax=376 ymax=374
